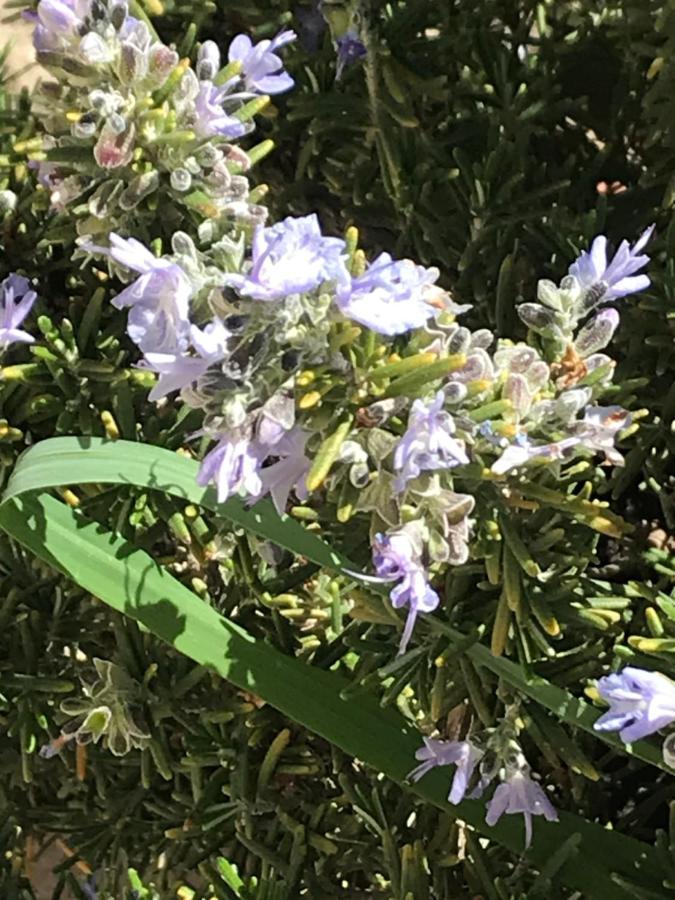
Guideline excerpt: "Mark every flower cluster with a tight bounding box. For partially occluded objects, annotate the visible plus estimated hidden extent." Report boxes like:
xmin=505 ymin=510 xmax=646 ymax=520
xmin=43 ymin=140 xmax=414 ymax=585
xmin=410 ymin=719 xmax=558 ymax=847
xmin=85 ymin=204 xmax=652 ymax=652
xmin=26 ymin=0 xmax=296 ymax=237
xmin=22 ymin=8 xmax=666 ymax=850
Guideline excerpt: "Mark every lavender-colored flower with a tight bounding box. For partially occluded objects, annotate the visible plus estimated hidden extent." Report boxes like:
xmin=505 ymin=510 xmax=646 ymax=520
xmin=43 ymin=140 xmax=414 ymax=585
xmin=574 ymin=405 xmax=630 ymax=466
xmin=491 ymin=405 xmax=630 ymax=475
xmin=253 ymin=428 xmax=311 ymax=514
xmin=594 ymin=666 xmax=675 ymax=742
xmin=372 ymin=525 xmax=439 ymax=654
xmin=409 ymin=737 xmax=483 ymax=804
xmin=569 ymin=226 xmax=654 ymax=305
xmin=336 ymin=30 xmax=367 ymax=79
xmin=33 ymin=0 xmax=83 ymax=54
xmin=224 ymin=214 xmax=348 ymax=301
xmin=485 ymin=770 xmax=558 ymax=847
xmin=491 ymin=433 xmax=578 ymax=476
xmin=393 ymin=391 xmax=469 ymax=491
xmin=193 ymin=80 xmax=249 ymax=140
xmin=196 ymin=431 xmax=264 ymax=503
xmin=141 ymin=351 xmax=211 ymax=402
xmin=336 ymin=253 xmax=443 ymax=335
xmin=0 ymin=274 xmax=37 ymax=348
xmin=228 ymin=29 xmax=296 ymax=95
xmin=107 ymin=234 xmax=193 ymax=353
xmin=140 ymin=316 xmax=230 ymax=402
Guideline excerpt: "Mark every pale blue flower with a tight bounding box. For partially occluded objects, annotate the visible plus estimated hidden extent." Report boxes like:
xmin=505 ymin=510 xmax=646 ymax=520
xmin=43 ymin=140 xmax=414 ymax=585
xmin=491 ymin=434 xmax=578 ymax=476
xmin=228 ymin=29 xmax=296 ymax=95
xmin=490 ymin=406 xmax=630 ymax=475
xmin=107 ymin=234 xmax=193 ymax=353
xmin=141 ymin=318 xmax=229 ymax=402
xmin=485 ymin=770 xmax=558 ymax=847
xmin=393 ymin=391 xmax=469 ymax=491
xmin=252 ymin=428 xmax=310 ymax=514
xmin=408 ymin=737 xmax=483 ymax=804
xmin=193 ymin=80 xmax=249 ymax=139
xmin=594 ymin=666 xmax=675 ymax=742
xmin=336 ymin=253 xmax=443 ymax=335
xmin=569 ymin=226 xmax=654 ymax=304
xmin=372 ymin=526 xmax=439 ymax=654
xmin=575 ymin=405 xmax=630 ymax=465
xmin=33 ymin=0 xmax=83 ymax=53
xmin=0 ymin=274 xmax=37 ymax=348
xmin=196 ymin=431 xmax=264 ymax=503
xmin=224 ymin=214 xmax=348 ymax=301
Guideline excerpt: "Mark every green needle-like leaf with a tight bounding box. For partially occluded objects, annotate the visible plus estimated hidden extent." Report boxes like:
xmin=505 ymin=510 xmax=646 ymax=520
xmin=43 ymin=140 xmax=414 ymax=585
xmin=0 ymin=488 xmax=662 ymax=898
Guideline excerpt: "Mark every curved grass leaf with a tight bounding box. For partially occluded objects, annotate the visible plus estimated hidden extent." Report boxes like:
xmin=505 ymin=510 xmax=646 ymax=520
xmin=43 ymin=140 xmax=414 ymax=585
xmin=3 ymin=436 xmax=667 ymax=773
xmin=0 ymin=488 xmax=662 ymax=898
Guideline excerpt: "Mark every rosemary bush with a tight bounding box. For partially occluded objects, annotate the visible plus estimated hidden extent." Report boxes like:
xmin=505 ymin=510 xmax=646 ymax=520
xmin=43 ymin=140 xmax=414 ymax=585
xmin=0 ymin=2 xmax=674 ymax=899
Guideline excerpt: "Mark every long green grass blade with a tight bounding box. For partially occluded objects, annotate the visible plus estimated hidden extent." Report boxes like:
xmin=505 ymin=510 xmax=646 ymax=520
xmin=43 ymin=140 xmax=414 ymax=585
xmin=0 ymin=488 xmax=661 ymax=898
xmin=2 ymin=436 xmax=666 ymax=772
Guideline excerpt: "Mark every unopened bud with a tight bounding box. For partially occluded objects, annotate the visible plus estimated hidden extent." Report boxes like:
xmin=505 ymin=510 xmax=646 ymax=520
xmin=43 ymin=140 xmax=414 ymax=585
xmin=111 ymin=1 xmax=128 ymax=30
xmin=196 ymin=40 xmax=221 ymax=80
xmin=170 ymin=168 xmax=192 ymax=192
xmin=574 ymin=308 xmax=619 ymax=357
xmin=0 ymin=190 xmax=17 ymax=212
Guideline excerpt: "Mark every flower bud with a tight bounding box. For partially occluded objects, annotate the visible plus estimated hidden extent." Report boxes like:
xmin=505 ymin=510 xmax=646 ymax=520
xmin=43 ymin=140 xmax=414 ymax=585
xmin=0 ymin=190 xmax=18 ymax=213
xmin=517 ymin=302 xmax=564 ymax=340
xmin=197 ymin=40 xmax=221 ymax=80
xmin=536 ymin=278 xmax=563 ymax=310
xmin=119 ymin=41 xmax=147 ymax=84
xmin=79 ymin=31 xmax=113 ymax=65
xmin=148 ymin=44 xmax=179 ymax=86
xmin=170 ymin=168 xmax=192 ymax=192
xmin=574 ymin=308 xmax=619 ymax=358
xmin=503 ymin=373 xmax=531 ymax=418
xmin=171 ymin=231 xmax=197 ymax=258
xmin=110 ymin=1 xmax=128 ymax=30
xmin=93 ymin=120 xmax=135 ymax=169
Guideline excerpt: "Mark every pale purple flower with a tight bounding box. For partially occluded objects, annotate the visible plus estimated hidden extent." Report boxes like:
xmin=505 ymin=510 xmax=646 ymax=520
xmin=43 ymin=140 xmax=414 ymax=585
xmin=106 ymin=234 xmax=193 ymax=353
xmin=196 ymin=431 xmax=264 ymax=503
xmin=141 ymin=351 xmax=210 ymax=402
xmin=372 ymin=526 xmax=439 ymax=654
xmin=33 ymin=0 xmax=84 ymax=53
xmin=253 ymin=428 xmax=311 ymax=514
xmin=336 ymin=30 xmax=367 ymax=79
xmin=594 ymin=666 xmax=675 ymax=742
xmin=573 ymin=405 xmax=630 ymax=466
xmin=228 ymin=30 xmax=296 ymax=95
xmin=224 ymin=214 xmax=348 ymax=301
xmin=409 ymin=737 xmax=483 ymax=804
xmin=569 ymin=226 xmax=654 ymax=305
xmin=141 ymin=317 xmax=229 ymax=401
xmin=491 ymin=405 xmax=630 ymax=475
xmin=0 ymin=274 xmax=37 ymax=348
xmin=394 ymin=391 xmax=469 ymax=491
xmin=491 ymin=433 xmax=579 ymax=475
xmin=193 ymin=81 xmax=249 ymax=140
xmin=485 ymin=770 xmax=558 ymax=847
xmin=336 ymin=253 xmax=443 ymax=335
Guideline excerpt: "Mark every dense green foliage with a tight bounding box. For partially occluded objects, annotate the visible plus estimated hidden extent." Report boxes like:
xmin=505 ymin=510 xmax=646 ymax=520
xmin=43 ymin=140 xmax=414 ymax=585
xmin=1 ymin=1 xmax=675 ymax=898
